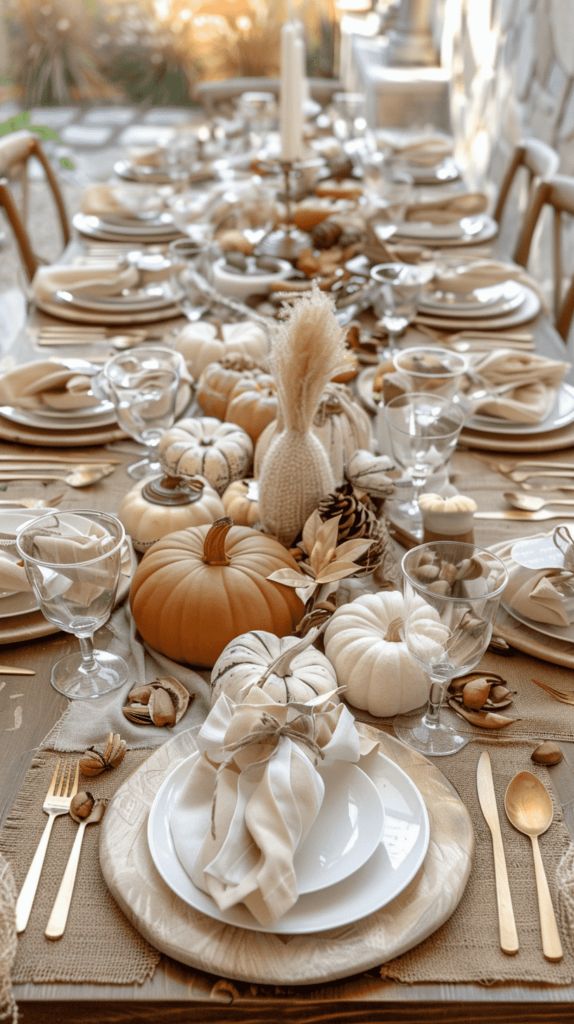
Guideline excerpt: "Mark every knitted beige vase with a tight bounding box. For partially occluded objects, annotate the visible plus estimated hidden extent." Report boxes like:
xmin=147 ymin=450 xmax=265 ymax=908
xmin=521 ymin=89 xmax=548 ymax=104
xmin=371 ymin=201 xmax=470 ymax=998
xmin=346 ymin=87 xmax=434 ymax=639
xmin=258 ymin=289 xmax=347 ymax=546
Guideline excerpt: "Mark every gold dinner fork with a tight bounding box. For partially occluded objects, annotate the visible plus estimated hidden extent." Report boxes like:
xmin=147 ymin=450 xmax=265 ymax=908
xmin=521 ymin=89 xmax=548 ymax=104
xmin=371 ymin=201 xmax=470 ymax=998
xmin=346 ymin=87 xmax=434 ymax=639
xmin=531 ymin=678 xmax=574 ymax=705
xmin=16 ymin=759 xmax=79 ymax=933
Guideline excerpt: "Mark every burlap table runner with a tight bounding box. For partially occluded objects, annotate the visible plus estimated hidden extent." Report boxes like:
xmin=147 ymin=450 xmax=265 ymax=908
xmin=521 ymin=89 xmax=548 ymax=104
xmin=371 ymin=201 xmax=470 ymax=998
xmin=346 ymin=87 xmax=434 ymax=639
xmin=1 ymin=734 xmax=573 ymax=988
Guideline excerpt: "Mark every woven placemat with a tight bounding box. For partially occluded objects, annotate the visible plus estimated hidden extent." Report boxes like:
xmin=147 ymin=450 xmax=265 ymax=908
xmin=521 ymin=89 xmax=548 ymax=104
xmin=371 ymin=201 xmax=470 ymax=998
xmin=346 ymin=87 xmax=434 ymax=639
xmin=0 ymin=751 xmax=160 ymax=985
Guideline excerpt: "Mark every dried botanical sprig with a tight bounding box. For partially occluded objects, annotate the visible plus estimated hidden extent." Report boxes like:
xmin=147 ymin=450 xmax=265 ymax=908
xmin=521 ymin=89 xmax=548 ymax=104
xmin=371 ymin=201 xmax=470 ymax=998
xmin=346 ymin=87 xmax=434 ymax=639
xmin=268 ymin=513 xmax=373 ymax=605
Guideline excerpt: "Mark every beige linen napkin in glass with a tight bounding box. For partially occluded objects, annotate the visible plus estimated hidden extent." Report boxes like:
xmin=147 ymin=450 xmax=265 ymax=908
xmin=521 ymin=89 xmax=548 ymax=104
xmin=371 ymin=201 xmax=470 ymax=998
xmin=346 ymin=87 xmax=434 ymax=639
xmin=24 ymin=517 xmax=118 ymax=606
xmin=33 ymin=262 xmax=140 ymax=308
xmin=405 ymin=192 xmax=488 ymax=224
xmin=0 ymin=360 xmax=99 ymax=412
xmin=80 ymin=183 xmax=166 ymax=220
xmin=468 ymin=350 xmax=569 ymax=424
xmin=170 ymin=688 xmax=373 ymax=927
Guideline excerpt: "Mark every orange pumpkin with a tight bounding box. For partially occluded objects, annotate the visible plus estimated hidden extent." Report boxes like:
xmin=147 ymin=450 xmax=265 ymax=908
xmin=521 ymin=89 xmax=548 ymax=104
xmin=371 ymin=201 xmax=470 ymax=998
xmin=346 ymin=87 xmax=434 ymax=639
xmin=130 ymin=518 xmax=304 ymax=667
xmin=196 ymin=354 xmax=264 ymax=420
xmin=225 ymin=373 xmax=278 ymax=441
xmin=222 ymin=478 xmax=260 ymax=526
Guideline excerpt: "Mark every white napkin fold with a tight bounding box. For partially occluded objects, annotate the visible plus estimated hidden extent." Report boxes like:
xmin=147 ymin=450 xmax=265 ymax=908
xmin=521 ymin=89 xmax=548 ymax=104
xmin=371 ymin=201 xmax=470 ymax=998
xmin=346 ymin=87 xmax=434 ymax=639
xmin=504 ymin=566 xmax=574 ymax=627
xmin=171 ymin=688 xmax=368 ymax=926
xmin=405 ymin=192 xmax=488 ymax=224
xmin=32 ymin=262 xmax=140 ymax=307
xmin=376 ymin=130 xmax=453 ymax=167
xmin=469 ymin=350 xmax=569 ymax=424
xmin=432 ymin=258 xmax=546 ymax=306
xmin=80 ymin=183 xmax=166 ymax=219
xmin=22 ymin=517 xmax=120 ymax=606
xmin=0 ymin=359 xmax=99 ymax=412
xmin=0 ymin=551 xmax=31 ymax=594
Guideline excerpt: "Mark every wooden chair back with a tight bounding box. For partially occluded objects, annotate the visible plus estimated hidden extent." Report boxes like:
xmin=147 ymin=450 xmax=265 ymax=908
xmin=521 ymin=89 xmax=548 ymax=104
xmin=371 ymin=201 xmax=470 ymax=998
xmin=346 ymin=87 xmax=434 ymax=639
xmin=0 ymin=130 xmax=70 ymax=281
xmin=492 ymin=137 xmax=559 ymax=225
xmin=514 ymin=174 xmax=574 ymax=341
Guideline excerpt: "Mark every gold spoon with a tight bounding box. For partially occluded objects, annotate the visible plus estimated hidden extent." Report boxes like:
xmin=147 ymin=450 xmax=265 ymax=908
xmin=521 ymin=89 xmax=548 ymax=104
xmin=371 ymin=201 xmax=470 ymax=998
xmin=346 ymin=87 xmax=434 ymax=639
xmin=45 ymin=799 xmax=106 ymax=940
xmin=0 ymin=465 xmax=116 ymax=488
xmin=504 ymin=771 xmax=563 ymax=962
xmin=504 ymin=491 xmax=574 ymax=512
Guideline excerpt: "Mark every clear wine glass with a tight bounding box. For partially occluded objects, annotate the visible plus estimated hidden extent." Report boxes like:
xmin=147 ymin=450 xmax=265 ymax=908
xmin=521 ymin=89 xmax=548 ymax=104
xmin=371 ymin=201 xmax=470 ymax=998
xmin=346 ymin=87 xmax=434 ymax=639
xmin=168 ymin=238 xmax=213 ymax=322
xmin=370 ymin=262 xmax=433 ymax=359
xmin=392 ymin=346 xmax=468 ymax=401
xmin=101 ymin=346 xmax=184 ymax=480
xmin=385 ymin=393 xmax=464 ymax=536
xmin=215 ymin=177 xmax=277 ymax=251
xmin=17 ymin=510 xmax=128 ymax=700
xmin=395 ymin=541 xmax=509 ymax=756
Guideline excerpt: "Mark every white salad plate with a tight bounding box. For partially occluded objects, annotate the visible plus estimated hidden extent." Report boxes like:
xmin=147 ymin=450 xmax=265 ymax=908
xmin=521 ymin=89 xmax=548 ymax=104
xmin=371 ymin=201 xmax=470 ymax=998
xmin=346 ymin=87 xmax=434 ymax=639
xmin=72 ymin=212 xmax=182 ymax=243
xmin=0 ymin=405 xmax=118 ymax=430
xmin=169 ymin=759 xmax=385 ymax=898
xmin=419 ymin=281 xmax=525 ymax=318
xmin=467 ymin=381 xmax=574 ymax=435
xmin=55 ymin=280 xmax=183 ymax=314
xmin=147 ymin=749 xmax=429 ymax=934
xmin=501 ymin=600 xmax=574 ymax=644
xmin=406 ymin=159 xmax=460 ymax=184
xmin=416 ymin=284 xmax=541 ymax=331
xmin=393 ymin=214 xmax=497 ymax=247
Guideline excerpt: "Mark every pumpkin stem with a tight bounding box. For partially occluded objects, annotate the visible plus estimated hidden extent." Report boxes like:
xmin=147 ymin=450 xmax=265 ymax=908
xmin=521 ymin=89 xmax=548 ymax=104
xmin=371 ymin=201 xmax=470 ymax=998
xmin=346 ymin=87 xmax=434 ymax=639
xmin=203 ymin=517 xmax=233 ymax=565
xmin=384 ymin=617 xmax=404 ymax=643
xmin=258 ymin=627 xmax=320 ymax=684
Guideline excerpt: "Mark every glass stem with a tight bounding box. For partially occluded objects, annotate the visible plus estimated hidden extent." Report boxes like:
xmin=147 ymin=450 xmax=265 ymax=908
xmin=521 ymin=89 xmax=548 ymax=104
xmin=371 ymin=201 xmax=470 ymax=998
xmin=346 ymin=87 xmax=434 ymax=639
xmin=78 ymin=635 xmax=97 ymax=674
xmin=422 ymin=678 xmax=446 ymax=729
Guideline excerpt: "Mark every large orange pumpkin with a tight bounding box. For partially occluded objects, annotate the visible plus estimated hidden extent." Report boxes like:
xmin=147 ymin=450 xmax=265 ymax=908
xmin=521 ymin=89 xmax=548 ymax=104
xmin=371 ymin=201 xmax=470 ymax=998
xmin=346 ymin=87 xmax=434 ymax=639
xmin=129 ymin=517 xmax=304 ymax=667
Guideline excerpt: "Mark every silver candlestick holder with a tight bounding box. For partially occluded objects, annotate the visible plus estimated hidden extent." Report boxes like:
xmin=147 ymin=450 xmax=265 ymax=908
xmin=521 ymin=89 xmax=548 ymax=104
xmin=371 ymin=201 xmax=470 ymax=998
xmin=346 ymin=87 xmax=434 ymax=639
xmin=257 ymin=155 xmax=323 ymax=260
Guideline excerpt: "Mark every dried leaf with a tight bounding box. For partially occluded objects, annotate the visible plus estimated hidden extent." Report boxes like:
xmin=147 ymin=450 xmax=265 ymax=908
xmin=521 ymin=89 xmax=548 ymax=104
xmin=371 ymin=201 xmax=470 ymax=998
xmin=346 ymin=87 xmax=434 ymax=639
xmin=447 ymin=699 xmax=518 ymax=729
xmin=332 ymin=538 xmax=374 ymax=561
xmin=315 ymin=560 xmax=369 ymax=583
xmin=302 ymin=509 xmax=322 ymax=558
xmin=267 ymin=568 xmax=308 ymax=588
xmin=309 ymin=515 xmax=341 ymax=576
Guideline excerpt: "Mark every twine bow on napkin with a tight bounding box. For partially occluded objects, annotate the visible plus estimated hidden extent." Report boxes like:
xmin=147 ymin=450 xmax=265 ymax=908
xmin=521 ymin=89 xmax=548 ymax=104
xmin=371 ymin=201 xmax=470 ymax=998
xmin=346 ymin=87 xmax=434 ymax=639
xmin=170 ymin=689 xmax=374 ymax=926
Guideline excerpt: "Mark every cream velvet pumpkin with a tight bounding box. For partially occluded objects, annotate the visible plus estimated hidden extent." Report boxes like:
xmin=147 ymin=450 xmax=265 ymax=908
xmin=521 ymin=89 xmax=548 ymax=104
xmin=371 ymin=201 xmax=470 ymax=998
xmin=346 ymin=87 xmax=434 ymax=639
xmin=158 ymin=417 xmax=253 ymax=494
xmin=174 ymin=321 xmax=268 ymax=379
xmin=117 ymin=474 xmax=224 ymax=552
xmin=323 ymin=590 xmax=445 ymax=717
xmin=196 ymin=355 xmax=263 ymax=419
xmin=222 ymin=478 xmax=260 ymax=526
xmin=211 ymin=629 xmax=338 ymax=705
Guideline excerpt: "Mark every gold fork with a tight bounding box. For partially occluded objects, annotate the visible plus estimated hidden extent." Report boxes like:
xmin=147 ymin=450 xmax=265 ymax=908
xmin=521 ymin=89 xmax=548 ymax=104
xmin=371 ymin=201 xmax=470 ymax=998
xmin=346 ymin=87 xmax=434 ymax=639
xmin=531 ymin=678 xmax=574 ymax=705
xmin=16 ymin=759 xmax=79 ymax=933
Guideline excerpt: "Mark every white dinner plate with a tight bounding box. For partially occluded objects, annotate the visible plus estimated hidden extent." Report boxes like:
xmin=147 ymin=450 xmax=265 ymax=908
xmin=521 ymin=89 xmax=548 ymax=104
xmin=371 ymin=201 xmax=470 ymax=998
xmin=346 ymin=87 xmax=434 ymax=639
xmin=501 ymin=600 xmax=574 ymax=644
xmin=0 ymin=509 xmax=52 ymax=619
xmin=0 ymin=589 xmax=39 ymax=619
xmin=415 ymin=284 xmax=541 ymax=331
xmin=34 ymin=296 xmax=183 ymax=326
xmin=419 ymin=281 xmax=525 ymax=318
xmin=0 ymin=405 xmax=118 ymax=430
xmin=55 ymin=281 xmax=183 ymax=315
xmin=147 ymin=748 xmax=429 ymax=934
xmin=393 ymin=214 xmax=497 ymax=246
xmin=467 ymin=381 xmax=574 ymax=435
xmin=72 ymin=212 xmax=182 ymax=243
xmin=405 ymin=159 xmax=460 ymax=184
xmin=114 ymin=159 xmax=180 ymax=185
xmin=169 ymin=758 xmax=385 ymax=898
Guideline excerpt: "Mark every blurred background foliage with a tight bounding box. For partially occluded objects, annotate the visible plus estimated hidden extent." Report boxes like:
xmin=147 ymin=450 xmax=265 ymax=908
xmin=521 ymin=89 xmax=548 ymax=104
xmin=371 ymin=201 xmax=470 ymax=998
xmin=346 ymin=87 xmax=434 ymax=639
xmin=0 ymin=0 xmax=337 ymax=106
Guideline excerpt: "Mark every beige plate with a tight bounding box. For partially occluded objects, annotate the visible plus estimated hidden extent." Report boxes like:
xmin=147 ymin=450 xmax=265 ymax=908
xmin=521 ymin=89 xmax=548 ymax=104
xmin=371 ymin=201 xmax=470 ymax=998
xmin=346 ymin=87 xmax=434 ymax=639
xmin=0 ymin=539 xmax=136 ymax=646
xmin=460 ymin=418 xmax=574 ymax=453
xmin=36 ymin=298 xmax=183 ymax=327
xmin=100 ymin=725 xmax=473 ymax=986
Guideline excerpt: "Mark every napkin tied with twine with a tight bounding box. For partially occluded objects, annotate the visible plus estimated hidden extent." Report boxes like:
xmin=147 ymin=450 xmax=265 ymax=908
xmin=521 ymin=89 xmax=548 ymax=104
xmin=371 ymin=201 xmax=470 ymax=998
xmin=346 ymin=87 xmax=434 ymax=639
xmin=469 ymin=349 xmax=569 ymax=424
xmin=171 ymin=689 xmax=372 ymax=926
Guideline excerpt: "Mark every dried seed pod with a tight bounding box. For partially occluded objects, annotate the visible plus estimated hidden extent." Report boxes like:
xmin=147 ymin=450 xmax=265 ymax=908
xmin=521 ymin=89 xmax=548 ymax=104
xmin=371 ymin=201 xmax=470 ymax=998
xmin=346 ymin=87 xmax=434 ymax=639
xmin=457 ymin=556 xmax=486 ymax=581
xmin=149 ymin=687 xmax=177 ymax=727
xmin=151 ymin=676 xmax=191 ymax=724
xmin=80 ymin=732 xmax=127 ymax=776
xmin=70 ymin=790 xmax=95 ymax=822
xmin=427 ymin=579 xmax=451 ymax=596
xmin=415 ymin=564 xmax=440 ymax=583
xmin=462 ymin=679 xmax=492 ymax=710
xmin=127 ymin=685 xmax=153 ymax=705
xmin=487 ymin=684 xmax=514 ymax=707
xmin=448 ymin=699 xmax=518 ymax=730
xmin=123 ymin=704 xmax=152 ymax=725
xmin=531 ymin=741 xmax=563 ymax=766
xmin=439 ymin=562 xmax=459 ymax=587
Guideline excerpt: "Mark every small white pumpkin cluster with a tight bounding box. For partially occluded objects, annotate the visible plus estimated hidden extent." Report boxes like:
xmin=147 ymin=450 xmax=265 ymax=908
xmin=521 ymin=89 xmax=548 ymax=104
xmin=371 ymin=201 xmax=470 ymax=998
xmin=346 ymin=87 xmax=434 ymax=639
xmin=210 ymin=588 xmax=441 ymax=719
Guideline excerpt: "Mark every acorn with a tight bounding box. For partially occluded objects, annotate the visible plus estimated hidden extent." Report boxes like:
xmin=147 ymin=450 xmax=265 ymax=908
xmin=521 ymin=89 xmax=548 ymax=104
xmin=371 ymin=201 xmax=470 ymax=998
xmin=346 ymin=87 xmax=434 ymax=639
xmin=531 ymin=741 xmax=563 ymax=766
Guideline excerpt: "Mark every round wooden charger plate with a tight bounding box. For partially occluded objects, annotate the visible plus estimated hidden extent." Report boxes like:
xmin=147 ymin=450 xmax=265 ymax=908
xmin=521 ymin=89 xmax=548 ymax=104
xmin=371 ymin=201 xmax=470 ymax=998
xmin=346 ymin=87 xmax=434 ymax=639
xmin=0 ymin=541 xmax=136 ymax=645
xmin=100 ymin=725 xmax=473 ymax=986
xmin=493 ymin=606 xmax=574 ymax=669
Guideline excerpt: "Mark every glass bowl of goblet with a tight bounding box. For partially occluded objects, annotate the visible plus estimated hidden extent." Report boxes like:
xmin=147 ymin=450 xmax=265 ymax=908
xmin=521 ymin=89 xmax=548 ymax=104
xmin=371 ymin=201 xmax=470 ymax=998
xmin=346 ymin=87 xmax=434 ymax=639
xmin=17 ymin=510 xmax=128 ymax=700
xmin=394 ymin=541 xmax=509 ymax=756
xmin=370 ymin=262 xmax=434 ymax=359
xmin=101 ymin=346 xmax=184 ymax=480
xmin=385 ymin=392 xmax=465 ymax=537
xmin=392 ymin=346 xmax=468 ymax=401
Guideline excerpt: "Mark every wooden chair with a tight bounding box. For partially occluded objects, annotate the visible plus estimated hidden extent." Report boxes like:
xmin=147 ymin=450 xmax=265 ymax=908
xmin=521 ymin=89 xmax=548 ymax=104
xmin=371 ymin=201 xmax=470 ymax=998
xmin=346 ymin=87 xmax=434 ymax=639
xmin=514 ymin=174 xmax=574 ymax=342
xmin=492 ymin=137 xmax=559 ymax=226
xmin=0 ymin=130 xmax=70 ymax=281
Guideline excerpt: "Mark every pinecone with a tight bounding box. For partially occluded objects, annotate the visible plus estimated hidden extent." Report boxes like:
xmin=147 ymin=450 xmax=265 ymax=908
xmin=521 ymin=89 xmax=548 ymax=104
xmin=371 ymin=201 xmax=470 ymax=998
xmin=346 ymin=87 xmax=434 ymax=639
xmin=317 ymin=482 xmax=386 ymax=576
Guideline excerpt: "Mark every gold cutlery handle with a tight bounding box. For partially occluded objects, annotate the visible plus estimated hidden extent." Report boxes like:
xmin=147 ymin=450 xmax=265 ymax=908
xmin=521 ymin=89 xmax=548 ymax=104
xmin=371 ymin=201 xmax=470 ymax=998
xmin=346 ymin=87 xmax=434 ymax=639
xmin=491 ymin=826 xmax=519 ymax=954
xmin=45 ymin=821 xmax=87 ymax=940
xmin=531 ymin=835 xmax=563 ymax=961
xmin=16 ymin=814 xmax=57 ymax=933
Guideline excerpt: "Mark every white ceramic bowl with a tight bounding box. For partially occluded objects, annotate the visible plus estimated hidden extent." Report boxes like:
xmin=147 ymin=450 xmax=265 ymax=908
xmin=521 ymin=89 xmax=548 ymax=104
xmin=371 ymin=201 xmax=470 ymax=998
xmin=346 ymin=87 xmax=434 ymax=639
xmin=212 ymin=255 xmax=292 ymax=298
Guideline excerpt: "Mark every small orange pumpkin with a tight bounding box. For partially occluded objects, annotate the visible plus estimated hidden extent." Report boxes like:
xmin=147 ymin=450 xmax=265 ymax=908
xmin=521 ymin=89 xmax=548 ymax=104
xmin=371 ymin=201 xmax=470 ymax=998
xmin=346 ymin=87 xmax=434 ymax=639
xmin=130 ymin=517 xmax=304 ymax=667
xmin=196 ymin=354 xmax=264 ymax=420
xmin=222 ymin=478 xmax=260 ymax=527
xmin=225 ymin=373 xmax=278 ymax=441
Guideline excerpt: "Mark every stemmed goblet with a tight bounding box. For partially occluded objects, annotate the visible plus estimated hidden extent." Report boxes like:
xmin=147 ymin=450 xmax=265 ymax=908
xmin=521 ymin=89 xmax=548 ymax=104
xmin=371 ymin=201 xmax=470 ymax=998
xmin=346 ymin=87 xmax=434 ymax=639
xmin=370 ymin=262 xmax=433 ymax=359
xmin=100 ymin=346 xmax=184 ymax=479
xmin=395 ymin=541 xmax=509 ymax=756
xmin=17 ymin=510 xmax=128 ymax=700
xmin=385 ymin=392 xmax=464 ymax=536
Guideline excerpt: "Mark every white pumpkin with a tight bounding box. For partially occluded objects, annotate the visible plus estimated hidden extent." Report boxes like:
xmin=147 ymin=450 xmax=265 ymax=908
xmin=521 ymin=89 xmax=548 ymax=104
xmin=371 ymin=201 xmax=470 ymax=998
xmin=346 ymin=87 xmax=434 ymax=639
xmin=158 ymin=417 xmax=253 ymax=494
xmin=174 ymin=321 xmax=269 ymax=379
xmin=323 ymin=590 xmax=448 ymax=717
xmin=211 ymin=628 xmax=338 ymax=705
xmin=118 ymin=473 xmax=224 ymax=552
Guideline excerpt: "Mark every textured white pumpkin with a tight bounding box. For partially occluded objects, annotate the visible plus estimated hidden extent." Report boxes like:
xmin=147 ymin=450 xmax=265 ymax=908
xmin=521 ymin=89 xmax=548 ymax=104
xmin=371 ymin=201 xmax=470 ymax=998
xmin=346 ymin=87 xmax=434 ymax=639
xmin=158 ymin=417 xmax=253 ymax=494
xmin=324 ymin=590 xmax=446 ymax=717
xmin=118 ymin=474 xmax=224 ymax=552
xmin=174 ymin=321 xmax=269 ymax=379
xmin=211 ymin=629 xmax=338 ymax=705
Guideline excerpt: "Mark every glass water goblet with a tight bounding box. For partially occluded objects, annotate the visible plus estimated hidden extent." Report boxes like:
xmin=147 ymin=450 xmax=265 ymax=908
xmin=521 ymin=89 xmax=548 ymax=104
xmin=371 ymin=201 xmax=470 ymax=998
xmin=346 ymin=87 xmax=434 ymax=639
xmin=370 ymin=263 xmax=433 ymax=358
xmin=395 ymin=542 xmax=509 ymax=756
xmin=102 ymin=346 xmax=184 ymax=480
xmin=385 ymin=393 xmax=464 ymax=536
xmin=17 ymin=510 xmax=129 ymax=700
xmin=168 ymin=238 xmax=213 ymax=322
xmin=392 ymin=346 xmax=468 ymax=401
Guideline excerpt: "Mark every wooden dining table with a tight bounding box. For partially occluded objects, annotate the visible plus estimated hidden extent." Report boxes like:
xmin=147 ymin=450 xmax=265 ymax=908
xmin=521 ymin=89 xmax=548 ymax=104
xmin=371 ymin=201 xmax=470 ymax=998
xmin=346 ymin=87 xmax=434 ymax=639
xmin=2 ymin=126 xmax=574 ymax=1023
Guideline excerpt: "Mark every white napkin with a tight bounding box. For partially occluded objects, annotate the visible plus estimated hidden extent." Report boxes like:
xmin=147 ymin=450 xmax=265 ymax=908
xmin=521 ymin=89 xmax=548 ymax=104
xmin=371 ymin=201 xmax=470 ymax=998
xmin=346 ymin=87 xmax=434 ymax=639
xmin=23 ymin=517 xmax=120 ymax=606
xmin=432 ymin=258 xmax=546 ymax=306
xmin=0 ymin=551 xmax=30 ymax=594
xmin=171 ymin=688 xmax=366 ymax=926
xmin=469 ymin=350 xmax=569 ymax=424
xmin=0 ymin=360 xmax=98 ymax=412
xmin=33 ymin=262 xmax=140 ymax=306
xmin=405 ymin=192 xmax=488 ymax=224
xmin=504 ymin=566 xmax=574 ymax=627
xmin=376 ymin=130 xmax=453 ymax=167
xmin=80 ymin=183 xmax=166 ymax=219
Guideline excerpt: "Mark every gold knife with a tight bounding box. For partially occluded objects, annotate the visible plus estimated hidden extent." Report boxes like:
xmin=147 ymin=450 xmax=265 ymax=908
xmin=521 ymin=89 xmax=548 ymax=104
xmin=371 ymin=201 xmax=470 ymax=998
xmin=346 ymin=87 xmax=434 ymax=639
xmin=0 ymin=665 xmax=35 ymax=675
xmin=475 ymin=510 xmax=574 ymax=521
xmin=476 ymin=751 xmax=519 ymax=955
